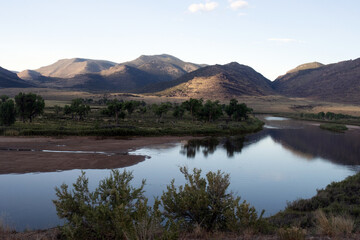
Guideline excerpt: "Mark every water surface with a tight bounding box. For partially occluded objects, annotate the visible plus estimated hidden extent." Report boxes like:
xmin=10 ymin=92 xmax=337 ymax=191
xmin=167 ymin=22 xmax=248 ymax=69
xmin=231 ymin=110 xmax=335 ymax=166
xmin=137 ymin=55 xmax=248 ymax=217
xmin=1 ymin=116 xmax=359 ymax=231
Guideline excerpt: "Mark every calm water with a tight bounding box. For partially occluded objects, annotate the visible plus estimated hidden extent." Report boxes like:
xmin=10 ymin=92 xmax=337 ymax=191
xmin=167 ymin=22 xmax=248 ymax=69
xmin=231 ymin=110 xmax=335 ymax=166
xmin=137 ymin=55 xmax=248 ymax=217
xmin=1 ymin=116 xmax=360 ymax=231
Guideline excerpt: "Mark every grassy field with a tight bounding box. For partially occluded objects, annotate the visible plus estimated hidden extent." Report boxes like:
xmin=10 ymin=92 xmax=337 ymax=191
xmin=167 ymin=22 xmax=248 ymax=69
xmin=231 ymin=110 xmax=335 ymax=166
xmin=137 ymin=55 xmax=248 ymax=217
xmin=2 ymin=88 xmax=360 ymax=116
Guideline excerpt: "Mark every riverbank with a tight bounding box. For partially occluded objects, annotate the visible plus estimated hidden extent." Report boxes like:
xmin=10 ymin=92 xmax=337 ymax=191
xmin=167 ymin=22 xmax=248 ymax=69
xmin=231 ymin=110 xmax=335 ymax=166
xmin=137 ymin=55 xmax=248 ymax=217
xmin=0 ymin=136 xmax=198 ymax=174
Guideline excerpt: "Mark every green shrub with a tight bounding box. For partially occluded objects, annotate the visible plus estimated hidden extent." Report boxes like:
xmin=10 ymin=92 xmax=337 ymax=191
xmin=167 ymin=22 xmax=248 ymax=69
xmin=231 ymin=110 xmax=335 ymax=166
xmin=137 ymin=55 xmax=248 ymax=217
xmin=161 ymin=167 xmax=264 ymax=233
xmin=53 ymin=170 xmax=163 ymax=240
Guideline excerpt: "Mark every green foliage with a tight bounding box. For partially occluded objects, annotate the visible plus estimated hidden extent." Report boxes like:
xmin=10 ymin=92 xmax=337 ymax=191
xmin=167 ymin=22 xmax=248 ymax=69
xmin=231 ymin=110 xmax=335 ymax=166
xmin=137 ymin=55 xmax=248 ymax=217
xmin=225 ymin=99 xmax=253 ymax=121
xmin=172 ymin=105 xmax=185 ymax=119
xmin=0 ymin=97 xmax=16 ymax=126
xmin=64 ymin=98 xmax=91 ymax=121
xmin=53 ymin=105 xmax=63 ymax=116
xmin=161 ymin=167 xmax=264 ymax=232
xmin=14 ymin=92 xmax=45 ymax=123
xmin=319 ymin=123 xmax=348 ymax=133
xmin=53 ymin=170 xmax=163 ymax=240
xmin=181 ymin=98 xmax=203 ymax=121
xmin=197 ymin=100 xmax=223 ymax=122
xmin=124 ymin=100 xmax=141 ymax=115
xmin=272 ymin=172 xmax=360 ymax=230
xmin=102 ymin=99 xmax=126 ymax=124
xmin=152 ymin=102 xmax=172 ymax=121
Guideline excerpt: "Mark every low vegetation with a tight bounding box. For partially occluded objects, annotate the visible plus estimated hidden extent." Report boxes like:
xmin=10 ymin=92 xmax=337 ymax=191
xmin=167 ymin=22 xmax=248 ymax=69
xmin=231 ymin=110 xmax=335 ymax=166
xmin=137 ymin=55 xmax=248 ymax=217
xmin=0 ymin=94 xmax=263 ymax=137
xmin=319 ymin=123 xmax=348 ymax=132
xmin=53 ymin=167 xmax=266 ymax=239
xmin=276 ymin=111 xmax=360 ymax=126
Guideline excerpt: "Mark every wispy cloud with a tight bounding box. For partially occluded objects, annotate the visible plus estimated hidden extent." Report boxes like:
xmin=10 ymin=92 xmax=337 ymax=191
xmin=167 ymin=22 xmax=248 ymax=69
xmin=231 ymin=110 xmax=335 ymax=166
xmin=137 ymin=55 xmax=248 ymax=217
xmin=188 ymin=1 xmax=219 ymax=13
xmin=229 ymin=0 xmax=249 ymax=10
xmin=268 ymin=38 xmax=297 ymax=43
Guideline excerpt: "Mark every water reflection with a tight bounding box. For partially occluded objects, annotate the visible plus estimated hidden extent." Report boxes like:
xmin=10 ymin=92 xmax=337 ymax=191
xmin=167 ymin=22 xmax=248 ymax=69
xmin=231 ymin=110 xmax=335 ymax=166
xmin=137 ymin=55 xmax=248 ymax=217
xmin=180 ymin=137 xmax=245 ymax=158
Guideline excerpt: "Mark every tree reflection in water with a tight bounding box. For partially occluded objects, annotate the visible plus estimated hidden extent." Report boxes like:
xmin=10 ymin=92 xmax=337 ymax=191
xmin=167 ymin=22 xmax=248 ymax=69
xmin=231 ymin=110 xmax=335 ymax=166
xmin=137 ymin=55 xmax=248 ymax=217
xmin=180 ymin=137 xmax=245 ymax=158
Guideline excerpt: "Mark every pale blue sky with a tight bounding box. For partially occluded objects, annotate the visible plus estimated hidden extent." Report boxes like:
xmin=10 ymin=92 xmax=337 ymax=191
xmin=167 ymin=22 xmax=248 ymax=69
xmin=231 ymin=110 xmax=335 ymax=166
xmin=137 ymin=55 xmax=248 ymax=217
xmin=1 ymin=0 xmax=359 ymax=80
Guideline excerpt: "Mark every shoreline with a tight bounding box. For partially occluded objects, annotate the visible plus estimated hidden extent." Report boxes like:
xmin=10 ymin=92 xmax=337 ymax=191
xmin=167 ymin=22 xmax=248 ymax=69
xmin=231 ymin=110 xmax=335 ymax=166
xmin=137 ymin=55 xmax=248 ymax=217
xmin=0 ymin=136 xmax=196 ymax=174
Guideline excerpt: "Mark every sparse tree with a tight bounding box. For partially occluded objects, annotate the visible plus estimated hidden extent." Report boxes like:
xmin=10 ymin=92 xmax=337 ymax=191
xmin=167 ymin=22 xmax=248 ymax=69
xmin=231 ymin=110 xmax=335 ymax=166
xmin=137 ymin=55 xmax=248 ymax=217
xmin=0 ymin=96 xmax=16 ymax=126
xmin=102 ymin=99 xmax=126 ymax=124
xmin=15 ymin=92 xmax=45 ymax=123
xmin=181 ymin=98 xmax=203 ymax=121
xmin=198 ymin=100 xmax=223 ymax=122
xmin=152 ymin=102 xmax=172 ymax=122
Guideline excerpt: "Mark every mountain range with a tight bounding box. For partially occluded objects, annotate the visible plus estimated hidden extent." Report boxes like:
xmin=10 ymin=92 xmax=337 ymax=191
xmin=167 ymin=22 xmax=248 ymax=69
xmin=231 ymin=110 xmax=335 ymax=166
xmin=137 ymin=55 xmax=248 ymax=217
xmin=1 ymin=54 xmax=360 ymax=103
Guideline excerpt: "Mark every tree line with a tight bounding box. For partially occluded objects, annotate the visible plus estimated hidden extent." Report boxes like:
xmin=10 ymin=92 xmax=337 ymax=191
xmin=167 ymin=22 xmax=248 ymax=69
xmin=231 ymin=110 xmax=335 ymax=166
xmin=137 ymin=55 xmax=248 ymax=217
xmin=0 ymin=92 xmax=44 ymax=126
xmin=0 ymin=92 xmax=253 ymax=126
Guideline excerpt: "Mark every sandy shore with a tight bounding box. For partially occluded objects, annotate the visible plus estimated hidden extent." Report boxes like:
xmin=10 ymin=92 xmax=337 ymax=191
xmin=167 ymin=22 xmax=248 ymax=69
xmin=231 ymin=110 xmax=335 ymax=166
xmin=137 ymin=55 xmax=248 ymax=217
xmin=0 ymin=136 xmax=192 ymax=174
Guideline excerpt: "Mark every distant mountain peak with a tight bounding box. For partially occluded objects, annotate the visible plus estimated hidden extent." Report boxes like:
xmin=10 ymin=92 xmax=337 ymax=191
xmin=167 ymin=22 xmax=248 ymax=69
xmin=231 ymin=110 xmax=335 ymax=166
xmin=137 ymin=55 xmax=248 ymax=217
xmin=286 ymin=62 xmax=324 ymax=74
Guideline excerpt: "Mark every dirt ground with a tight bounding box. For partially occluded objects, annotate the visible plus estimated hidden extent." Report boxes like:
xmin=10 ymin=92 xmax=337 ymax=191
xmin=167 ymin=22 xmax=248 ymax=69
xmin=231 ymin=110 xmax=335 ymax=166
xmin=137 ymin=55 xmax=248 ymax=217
xmin=0 ymin=136 xmax=193 ymax=174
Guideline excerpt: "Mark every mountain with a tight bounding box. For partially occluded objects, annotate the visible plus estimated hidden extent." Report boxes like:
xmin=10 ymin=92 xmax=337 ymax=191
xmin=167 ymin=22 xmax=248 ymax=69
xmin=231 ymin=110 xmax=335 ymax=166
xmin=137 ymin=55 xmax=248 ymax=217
xmin=29 ymin=58 xmax=116 ymax=78
xmin=286 ymin=62 xmax=324 ymax=74
xmin=0 ymin=66 xmax=34 ymax=88
xmin=120 ymin=54 xmax=205 ymax=81
xmin=148 ymin=62 xmax=275 ymax=99
xmin=273 ymin=58 xmax=360 ymax=103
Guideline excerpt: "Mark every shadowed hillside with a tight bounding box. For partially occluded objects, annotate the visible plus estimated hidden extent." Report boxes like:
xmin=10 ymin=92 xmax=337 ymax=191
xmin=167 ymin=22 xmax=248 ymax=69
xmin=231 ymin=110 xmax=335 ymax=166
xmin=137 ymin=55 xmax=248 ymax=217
xmin=0 ymin=66 xmax=34 ymax=88
xmin=273 ymin=58 xmax=360 ymax=103
xmin=144 ymin=62 xmax=274 ymax=99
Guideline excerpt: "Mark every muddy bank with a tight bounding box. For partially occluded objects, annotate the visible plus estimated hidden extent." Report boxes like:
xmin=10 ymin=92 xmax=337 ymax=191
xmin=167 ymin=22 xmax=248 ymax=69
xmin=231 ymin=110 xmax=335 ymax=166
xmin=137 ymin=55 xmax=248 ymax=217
xmin=0 ymin=136 xmax=193 ymax=174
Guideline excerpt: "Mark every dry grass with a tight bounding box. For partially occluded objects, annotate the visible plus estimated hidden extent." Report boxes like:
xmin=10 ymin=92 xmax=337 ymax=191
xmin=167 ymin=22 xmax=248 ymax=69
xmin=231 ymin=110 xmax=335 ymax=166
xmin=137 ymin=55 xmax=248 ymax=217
xmin=315 ymin=210 xmax=354 ymax=238
xmin=277 ymin=227 xmax=306 ymax=240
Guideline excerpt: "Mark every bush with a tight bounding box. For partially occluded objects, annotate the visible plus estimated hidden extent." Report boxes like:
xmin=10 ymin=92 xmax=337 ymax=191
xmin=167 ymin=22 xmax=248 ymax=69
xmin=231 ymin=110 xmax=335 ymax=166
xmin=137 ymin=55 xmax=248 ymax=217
xmin=161 ymin=167 xmax=264 ymax=233
xmin=53 ymin=170 xmax=162 ymax=240
xmin=277 ymin=227 xmax=306 ymax=240
xmin=315 ymin=210 xmax=354 ymax=237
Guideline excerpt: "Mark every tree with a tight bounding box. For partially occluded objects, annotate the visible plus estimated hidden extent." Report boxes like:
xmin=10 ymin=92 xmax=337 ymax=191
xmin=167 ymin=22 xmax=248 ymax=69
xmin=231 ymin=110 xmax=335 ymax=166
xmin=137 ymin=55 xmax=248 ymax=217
xmin=124 ymin=100 xmax=141 ymax=116
xmin=0 ymin=96 xmax=16 ymax=126
xmin=15 ymin=92 xmax=45 ymax=123
xmin=102 ymin=99 xmax=125 ymax=124
xmin=64 ymin=98 xmax=91 ymax=121
xmin=53 ymin=105 xmax=63 ymax=116
xmin=181 ymin=98 xmax=203 ymax=121
xmin=172 ymin=105 xmax=185 ymax=119
xmin=225 ymin=99 xmax=252 ymax=121
xmin=152 ymin=102 xmax=172 ymax=122
xmin=198 ymin=100 xmax=223 ymax=122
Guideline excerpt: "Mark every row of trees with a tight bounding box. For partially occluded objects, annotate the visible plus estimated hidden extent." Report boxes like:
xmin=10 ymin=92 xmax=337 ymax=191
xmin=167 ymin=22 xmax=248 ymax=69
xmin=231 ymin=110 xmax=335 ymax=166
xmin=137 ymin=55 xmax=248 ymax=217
xmin=102 ymin=98 xmax=253 ymax=123
xmin=0 ymin=93 xmax=44 ymax=126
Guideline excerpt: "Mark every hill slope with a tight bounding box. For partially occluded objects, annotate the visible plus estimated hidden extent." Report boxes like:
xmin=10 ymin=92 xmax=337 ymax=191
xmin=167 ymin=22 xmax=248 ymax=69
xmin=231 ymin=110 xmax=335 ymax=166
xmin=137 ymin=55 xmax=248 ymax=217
xmin=120 ymin=54 xmax=205 ymax=81
xmin=0 ymin=66 xmax=34 ymax=88
xmin=273 ymin=58 xmax=360 ymax=103
xmin=151 ymin=62 xmax=274 ymax=99
xmin=32 ymin=58 xmax=116 ymax=78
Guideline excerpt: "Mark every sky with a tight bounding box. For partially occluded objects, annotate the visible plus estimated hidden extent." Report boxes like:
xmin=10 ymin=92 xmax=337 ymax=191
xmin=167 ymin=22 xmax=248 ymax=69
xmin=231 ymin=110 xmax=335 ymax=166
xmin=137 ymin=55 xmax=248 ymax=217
xmin=1 ymin=0 xmax=360 ymax=80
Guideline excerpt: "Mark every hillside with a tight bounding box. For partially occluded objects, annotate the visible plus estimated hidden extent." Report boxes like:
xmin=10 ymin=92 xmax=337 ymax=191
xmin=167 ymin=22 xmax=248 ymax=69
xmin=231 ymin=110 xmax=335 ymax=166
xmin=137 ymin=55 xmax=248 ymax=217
xmin=121 ymin=54 xmax=205 ymax=81
xmin=0 ymin=66 xmax=34 ymax=88
xmin=150 ymin=62 xmax=275 ymax=99
xmin=273 ymin=58 xmax=360 ymax=103
xmin=29 ymin=58 xmax=116 ymax=78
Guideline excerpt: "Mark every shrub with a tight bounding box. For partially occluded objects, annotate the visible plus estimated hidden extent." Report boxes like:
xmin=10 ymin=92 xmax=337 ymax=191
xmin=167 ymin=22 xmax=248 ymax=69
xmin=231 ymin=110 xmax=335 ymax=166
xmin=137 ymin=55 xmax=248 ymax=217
xmin=277 ymin=227 xmax=306 ymax=240
xmin=161 ymin=167 xmax=264 ymax=233
xmin=53 ymin=170 xmax=162 ymax=240
xmin=315 ymin=210 xmax=354 ymax=237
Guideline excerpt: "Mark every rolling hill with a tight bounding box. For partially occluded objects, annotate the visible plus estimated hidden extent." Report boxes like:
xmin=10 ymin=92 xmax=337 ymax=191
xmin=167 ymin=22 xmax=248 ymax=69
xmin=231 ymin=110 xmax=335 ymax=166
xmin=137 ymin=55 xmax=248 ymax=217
xmin=273 ymin=58 xmax=360 ymax=103
xmin=0 ymin=66 xmax=34 ymax=88
xmin=149 ymin=62 xmax=275 ymax=99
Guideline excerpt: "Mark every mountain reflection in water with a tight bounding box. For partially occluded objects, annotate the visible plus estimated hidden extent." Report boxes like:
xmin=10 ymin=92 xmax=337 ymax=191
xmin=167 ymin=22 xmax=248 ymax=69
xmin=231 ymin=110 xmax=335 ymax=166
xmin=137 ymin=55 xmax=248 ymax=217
xmin=180 ymin=120 xmax=360 ymax=168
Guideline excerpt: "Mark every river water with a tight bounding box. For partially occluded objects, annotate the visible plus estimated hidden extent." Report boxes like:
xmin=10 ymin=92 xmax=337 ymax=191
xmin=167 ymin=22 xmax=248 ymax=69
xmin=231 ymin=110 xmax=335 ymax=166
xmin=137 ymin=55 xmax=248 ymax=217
xmin=1 ymin=116 xmax=359 ymax=231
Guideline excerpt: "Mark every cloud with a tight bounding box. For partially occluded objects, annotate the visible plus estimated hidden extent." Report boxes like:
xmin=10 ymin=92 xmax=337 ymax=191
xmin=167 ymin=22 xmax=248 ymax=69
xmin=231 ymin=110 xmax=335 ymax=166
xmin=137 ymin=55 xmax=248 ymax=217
xmin=229 ymin=0 xmax=249 ymax=10
xmin=188 ymin=1 xmax=219 ymax=13
xmin=268 ymin=38 xmax=297 ymax=43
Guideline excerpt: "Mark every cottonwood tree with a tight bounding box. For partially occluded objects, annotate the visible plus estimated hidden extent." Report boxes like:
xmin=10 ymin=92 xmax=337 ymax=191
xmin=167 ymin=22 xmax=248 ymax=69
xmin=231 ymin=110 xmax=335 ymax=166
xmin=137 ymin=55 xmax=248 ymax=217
xmin=152 ymin=102 xmax=172 ymax=122
xmin=64 ymin=98 xmax=91 ymax=121
xmin=225 ymin=99 xmax=252 ymax=121
xmin=181 ymin=98 xmax=203 ymax=121
xmin=198 ymin=100 xmax=223 ymax=122
xmin=15 ymin=92 xmax=45 ymax=123
xmin=0 ymin=95 xmax=16 ymax=126
xmin=102 ymin=99 xmax=126 ymax=124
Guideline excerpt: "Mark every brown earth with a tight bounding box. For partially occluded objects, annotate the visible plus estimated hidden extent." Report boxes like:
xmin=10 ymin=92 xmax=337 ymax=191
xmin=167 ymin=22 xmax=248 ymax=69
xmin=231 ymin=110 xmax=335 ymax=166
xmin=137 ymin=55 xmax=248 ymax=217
xmin=0 ymin=136 xmax=194 ymax=174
